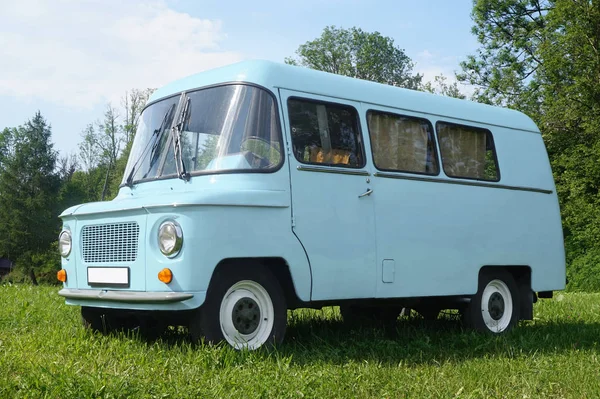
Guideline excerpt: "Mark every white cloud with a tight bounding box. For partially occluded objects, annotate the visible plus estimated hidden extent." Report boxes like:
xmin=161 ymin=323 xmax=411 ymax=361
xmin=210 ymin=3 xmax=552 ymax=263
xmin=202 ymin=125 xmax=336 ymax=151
xmin=0 ymin=0 xmax=243 ymax=109
xmin=417 ymin=49 xmax=434 ymax=59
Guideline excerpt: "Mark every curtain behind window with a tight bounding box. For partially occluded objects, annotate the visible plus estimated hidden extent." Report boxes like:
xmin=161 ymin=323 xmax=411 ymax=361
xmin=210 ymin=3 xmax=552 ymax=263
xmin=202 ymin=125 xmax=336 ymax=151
xmin=437 ymin=123 xmax=487 ymax=179
xmin=368 ymin=112 xmax=433 ymax=174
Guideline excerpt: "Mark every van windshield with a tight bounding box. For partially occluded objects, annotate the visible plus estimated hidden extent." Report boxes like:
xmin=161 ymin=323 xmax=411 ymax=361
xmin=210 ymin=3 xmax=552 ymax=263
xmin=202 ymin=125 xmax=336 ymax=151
xmin=122 ymin=84 xmax=282 ymax=186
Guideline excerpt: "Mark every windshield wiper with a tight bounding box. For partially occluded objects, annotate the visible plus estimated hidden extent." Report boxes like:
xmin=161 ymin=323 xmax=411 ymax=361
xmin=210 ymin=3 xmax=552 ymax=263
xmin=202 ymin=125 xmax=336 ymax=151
xmin=124 ymin=106 xmax=174 ymax=188
xmin=172 ymin=97 xmax=191 ymax=181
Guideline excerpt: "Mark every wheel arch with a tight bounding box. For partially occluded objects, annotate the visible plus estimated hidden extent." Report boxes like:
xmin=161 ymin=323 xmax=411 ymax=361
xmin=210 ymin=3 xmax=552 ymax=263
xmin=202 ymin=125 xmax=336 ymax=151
xmin=478 ymin=265 xmax=533 ymax=321
xmin=206 ymin=257 xmax=303 ymax=309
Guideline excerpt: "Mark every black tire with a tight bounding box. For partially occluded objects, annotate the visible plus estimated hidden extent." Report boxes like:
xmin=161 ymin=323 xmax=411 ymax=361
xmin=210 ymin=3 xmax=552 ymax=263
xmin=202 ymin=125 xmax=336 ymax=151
xmin=339 ymin=304 xmax=399 ymax=328
xmin=190 ymin=264 xmax=287 ymax=350
xmin=463 ymin=269 xmax=520 ymax=334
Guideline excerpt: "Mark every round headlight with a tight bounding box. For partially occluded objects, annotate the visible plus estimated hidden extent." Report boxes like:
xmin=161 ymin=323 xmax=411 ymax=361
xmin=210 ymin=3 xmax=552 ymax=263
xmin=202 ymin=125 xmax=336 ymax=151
xmin=158 ymin=220 xmax=183 ymax=257
xmin=58 ymin=230 xmax=72 ymax=258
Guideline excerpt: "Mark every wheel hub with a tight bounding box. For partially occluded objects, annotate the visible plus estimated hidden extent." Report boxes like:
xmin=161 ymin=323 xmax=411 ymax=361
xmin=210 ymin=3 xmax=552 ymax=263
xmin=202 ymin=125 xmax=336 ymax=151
xmin=231 ymin=297 xmax=261 ymax=334
xmin=488 ymin=292 xmax=505 ymax=320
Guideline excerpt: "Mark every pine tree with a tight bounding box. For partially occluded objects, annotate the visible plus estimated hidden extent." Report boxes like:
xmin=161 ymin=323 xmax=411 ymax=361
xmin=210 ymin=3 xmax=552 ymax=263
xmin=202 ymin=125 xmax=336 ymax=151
xmin=0 ymin=112 xmax=61 ymax=283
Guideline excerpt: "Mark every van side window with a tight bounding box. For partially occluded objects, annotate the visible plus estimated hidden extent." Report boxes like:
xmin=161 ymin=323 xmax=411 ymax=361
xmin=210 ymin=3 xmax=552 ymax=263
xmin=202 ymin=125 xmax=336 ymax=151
xmin=367 ymin=111 xmax=439 ymax=175
xmin=436 ymin=122 xmax=500 ymax=181
xmin=288 ymin=98 xmax=364 ymax=168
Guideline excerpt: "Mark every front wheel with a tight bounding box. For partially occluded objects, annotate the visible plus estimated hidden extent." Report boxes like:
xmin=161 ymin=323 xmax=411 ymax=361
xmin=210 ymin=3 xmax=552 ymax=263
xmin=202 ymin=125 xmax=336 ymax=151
xmin=463 ymin=269 xmax=520 ymax=334
xmin=190 ymin=265 xmax=287 ymax=350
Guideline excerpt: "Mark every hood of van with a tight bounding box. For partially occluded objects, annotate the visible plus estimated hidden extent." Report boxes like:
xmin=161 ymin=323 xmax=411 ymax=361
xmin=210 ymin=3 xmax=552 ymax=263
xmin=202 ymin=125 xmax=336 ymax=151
xmin=60 ymin=178 xmax=289 ymax=218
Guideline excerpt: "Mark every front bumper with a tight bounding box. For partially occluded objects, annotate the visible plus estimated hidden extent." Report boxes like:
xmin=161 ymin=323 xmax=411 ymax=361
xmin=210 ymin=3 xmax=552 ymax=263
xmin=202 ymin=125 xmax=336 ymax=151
xmin=58 ymin=288 xmax=194 ymax=303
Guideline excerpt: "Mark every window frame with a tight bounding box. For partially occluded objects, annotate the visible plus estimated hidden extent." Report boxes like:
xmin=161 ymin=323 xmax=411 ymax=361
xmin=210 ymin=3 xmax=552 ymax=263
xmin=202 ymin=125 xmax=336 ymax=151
xmin=119 ymin=82 xmax=286 ymax=188
xmin=366 ymin=109 xmax=441 ymax=177
xmin=287 ymin=96 xmax=367 ymax=170
xmin=435 ymin=120 xmax=501 ymax=182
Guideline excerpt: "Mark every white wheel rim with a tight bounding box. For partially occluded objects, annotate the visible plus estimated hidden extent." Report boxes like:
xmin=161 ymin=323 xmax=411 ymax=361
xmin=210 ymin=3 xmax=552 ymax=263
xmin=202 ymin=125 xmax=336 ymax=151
xmin=481 ymin=279 xmax=513 ymax=333
xmin=219 ymin=280 xmax=274 ymax=350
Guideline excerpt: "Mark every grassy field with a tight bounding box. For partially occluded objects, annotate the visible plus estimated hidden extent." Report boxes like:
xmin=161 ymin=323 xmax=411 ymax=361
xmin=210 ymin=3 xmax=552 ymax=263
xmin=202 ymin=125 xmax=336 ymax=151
xmin=1 ymin=285 xmax=600 ymax=398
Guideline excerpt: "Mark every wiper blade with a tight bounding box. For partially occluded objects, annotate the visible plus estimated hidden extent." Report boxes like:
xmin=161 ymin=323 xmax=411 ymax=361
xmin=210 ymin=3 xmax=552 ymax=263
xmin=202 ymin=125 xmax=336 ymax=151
xmin=172 ymin=97 xmax=191 ymax=181
xmin=123 ymin=106 xmax=174 ymax=188
xmin=125 ymin=165 xmax=135 ymax=187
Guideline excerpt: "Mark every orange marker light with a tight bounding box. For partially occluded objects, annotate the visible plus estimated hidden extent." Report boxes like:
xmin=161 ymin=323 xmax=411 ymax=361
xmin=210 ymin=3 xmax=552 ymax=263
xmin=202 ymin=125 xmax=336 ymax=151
xmin=158 ymin=268 xmax=173 ymax=284
xmin=57 ymin=269 xmax=67 ymax=283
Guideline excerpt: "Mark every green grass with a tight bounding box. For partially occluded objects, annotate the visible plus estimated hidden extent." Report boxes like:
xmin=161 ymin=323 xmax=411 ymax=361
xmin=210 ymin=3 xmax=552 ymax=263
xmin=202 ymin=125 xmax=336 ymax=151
xmin=1 ymin=285 xmax=600 ymax=398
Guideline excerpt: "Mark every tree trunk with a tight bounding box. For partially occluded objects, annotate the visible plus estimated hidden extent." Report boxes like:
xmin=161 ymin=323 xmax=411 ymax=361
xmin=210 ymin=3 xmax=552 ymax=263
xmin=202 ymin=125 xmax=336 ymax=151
xmin=101 ymin=161 xmax=111 ymax=201
xmin=28 ymin=268 xmax=38 ymax=286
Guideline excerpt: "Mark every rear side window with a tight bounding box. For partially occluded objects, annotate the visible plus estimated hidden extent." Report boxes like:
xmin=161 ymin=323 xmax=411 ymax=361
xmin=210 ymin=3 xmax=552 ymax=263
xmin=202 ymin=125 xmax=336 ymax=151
xmin=288 ymin=98 xmax=364 ymax=168
xmin=436 ymin=122 xmax=500 ymax=181
xmin=367 ymin=111 xmax=439 ymax=175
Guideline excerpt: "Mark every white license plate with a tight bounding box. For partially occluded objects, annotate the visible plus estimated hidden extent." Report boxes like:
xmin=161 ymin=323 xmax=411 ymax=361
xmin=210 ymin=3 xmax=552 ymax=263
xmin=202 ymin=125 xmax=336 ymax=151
xmin=87 ymin=267 xmax=129 ymax=286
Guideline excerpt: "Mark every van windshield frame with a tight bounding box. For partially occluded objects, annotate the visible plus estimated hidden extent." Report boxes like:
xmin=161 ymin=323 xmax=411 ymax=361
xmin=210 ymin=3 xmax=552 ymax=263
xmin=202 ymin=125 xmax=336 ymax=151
xmin=120 ymin=83 xmax=285 ymax=187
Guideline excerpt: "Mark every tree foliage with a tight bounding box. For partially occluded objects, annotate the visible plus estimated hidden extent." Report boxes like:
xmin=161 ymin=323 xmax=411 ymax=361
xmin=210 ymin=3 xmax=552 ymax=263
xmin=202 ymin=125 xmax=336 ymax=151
xmin=422 ymin=74 xmax=467 ymax=99
xmin=286 ymin=26 xmax=423 ymax=89
xmin=459 ymin=0 xmax=600 ymax=290
xmin=0 ymin=88 xmax=153 ymax=283
xmin=0 ymin=112 xmax=61 ymax=283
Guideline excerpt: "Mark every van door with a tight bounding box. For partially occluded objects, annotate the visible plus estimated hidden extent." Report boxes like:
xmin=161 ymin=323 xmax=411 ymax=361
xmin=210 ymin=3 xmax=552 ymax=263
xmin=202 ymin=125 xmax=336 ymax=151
xmin=362 ymin=104 xmax=442 ymax=298
xmin=279 ymin=90 xmax=377 ymax=300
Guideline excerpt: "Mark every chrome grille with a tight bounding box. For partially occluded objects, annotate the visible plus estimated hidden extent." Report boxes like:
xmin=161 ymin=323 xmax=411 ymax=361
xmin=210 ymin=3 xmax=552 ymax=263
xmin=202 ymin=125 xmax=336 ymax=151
xmin=81 ymin=222 xmax=140 ymax=263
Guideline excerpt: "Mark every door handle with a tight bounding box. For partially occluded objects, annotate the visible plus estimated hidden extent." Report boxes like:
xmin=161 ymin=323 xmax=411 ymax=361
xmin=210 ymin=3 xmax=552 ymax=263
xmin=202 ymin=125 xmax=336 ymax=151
xmin=358 ymin=188 xmax=373 ymax=198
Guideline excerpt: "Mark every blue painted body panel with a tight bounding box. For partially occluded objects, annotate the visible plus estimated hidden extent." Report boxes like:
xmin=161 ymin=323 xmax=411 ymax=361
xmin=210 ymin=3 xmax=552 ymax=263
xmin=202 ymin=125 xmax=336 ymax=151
xmin=59 ymin=60 xmax=565 ymax=313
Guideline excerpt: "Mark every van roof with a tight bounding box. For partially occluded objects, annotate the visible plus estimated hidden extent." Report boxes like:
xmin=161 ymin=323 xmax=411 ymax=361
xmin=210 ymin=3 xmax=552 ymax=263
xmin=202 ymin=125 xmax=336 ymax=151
xmin=148 ymin=59 xmax=540 ymax=134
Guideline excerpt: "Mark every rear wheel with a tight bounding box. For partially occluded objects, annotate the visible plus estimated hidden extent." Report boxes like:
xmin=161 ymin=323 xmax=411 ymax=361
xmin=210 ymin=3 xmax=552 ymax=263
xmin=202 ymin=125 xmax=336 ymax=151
xmin=463 ymin=269 xmax=520 ymax=334
xmin=190 ymin=265 xmax=287 ymax=350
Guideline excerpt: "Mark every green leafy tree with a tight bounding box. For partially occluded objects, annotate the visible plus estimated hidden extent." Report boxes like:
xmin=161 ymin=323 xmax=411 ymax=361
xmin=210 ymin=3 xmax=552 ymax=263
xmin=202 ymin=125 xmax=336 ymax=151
xmin=422 ymin=74 xmax=467 ymax=99
xmin=109 ymin=88 xmax=155 ymax=195
xmin=0 ymin=112 xmax=61 ymax=283
xmin=97 ymin=104 xmax=122 ymax=200
xmin=457 ymin=0 xmax=550 ymax=112
xmin=459 ymin=0 xmax=600 ymax=290
xmin=122 ymin=88 xmax=154 ymax=147
xmin=286 ymin=26 xmax=423 ymax=89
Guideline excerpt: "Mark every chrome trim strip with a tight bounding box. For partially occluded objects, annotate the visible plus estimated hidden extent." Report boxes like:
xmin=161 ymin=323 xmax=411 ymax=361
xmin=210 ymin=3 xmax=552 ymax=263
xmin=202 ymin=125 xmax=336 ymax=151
xmin=373 ymin=172 xmax=553 ymax=194
xmin=143 ymin=202 xmax=289 ymax=210
xmin=297 ymin=165 xmax=370 ymax=176
xmin=58 ymin=288 xmax=194 ymax=303
xmin=62 ymin=201 xmax=289 ymax=216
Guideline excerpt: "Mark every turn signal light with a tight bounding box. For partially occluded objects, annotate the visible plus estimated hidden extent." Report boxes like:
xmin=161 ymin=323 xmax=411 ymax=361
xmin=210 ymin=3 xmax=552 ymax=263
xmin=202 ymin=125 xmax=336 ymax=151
xmin=158 ymin=268 xmax=173 ymax=284
xmin=57 ymin=269 xmax=67 ymax=283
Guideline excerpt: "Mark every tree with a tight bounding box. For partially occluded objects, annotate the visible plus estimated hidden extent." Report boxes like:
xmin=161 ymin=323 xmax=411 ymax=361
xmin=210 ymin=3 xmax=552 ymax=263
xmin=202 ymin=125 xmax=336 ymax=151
xmin=0 ymin=112 xmax=61 ymax=283
xmin=457 ymin=0 xmax=550 ymax=111
xmin=97 ymin=104 xmax=122 ymax=200
xmin=74 ymin=88 xmax=155 ymax=202
xmin=57 ymin=153 xmax=78 ymax=181
xmin=285 ymin=26 xmax=423 ymax=89
xmin=109 ymin=88 xmax=155 ymax=196
xmin=122 ymin=88 xmax=154 ymax=147
xmin=458 ymin=0 xmax=600 ymax=290
xmin=422 ymin=74 xmax=467 ymax=99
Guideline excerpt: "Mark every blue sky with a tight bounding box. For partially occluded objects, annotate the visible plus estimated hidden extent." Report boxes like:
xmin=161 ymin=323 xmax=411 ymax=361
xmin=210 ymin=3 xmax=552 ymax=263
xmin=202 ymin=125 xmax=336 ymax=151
xmin=0 ymin=0 xmax=478 ymax=157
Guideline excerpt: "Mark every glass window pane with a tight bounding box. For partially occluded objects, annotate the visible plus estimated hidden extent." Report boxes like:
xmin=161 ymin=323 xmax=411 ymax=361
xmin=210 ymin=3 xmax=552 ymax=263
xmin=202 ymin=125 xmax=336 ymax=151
xmin=288 ymin=99 xmax=364 ymax=168
xmin=122 ymin=84 xmax=283 ymax=185
xmin=180 ymin=85 xmax=282 ymax=173
xmin=367 ymin=111 xmax=439 ymax=175
xmin=436 ymin=122 xmax=499 ymax=181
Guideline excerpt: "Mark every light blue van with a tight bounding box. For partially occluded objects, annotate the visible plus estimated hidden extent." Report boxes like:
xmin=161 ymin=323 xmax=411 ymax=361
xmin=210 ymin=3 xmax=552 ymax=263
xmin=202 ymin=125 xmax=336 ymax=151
xmin=57 ymin=60 xmax=566 ymax=350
